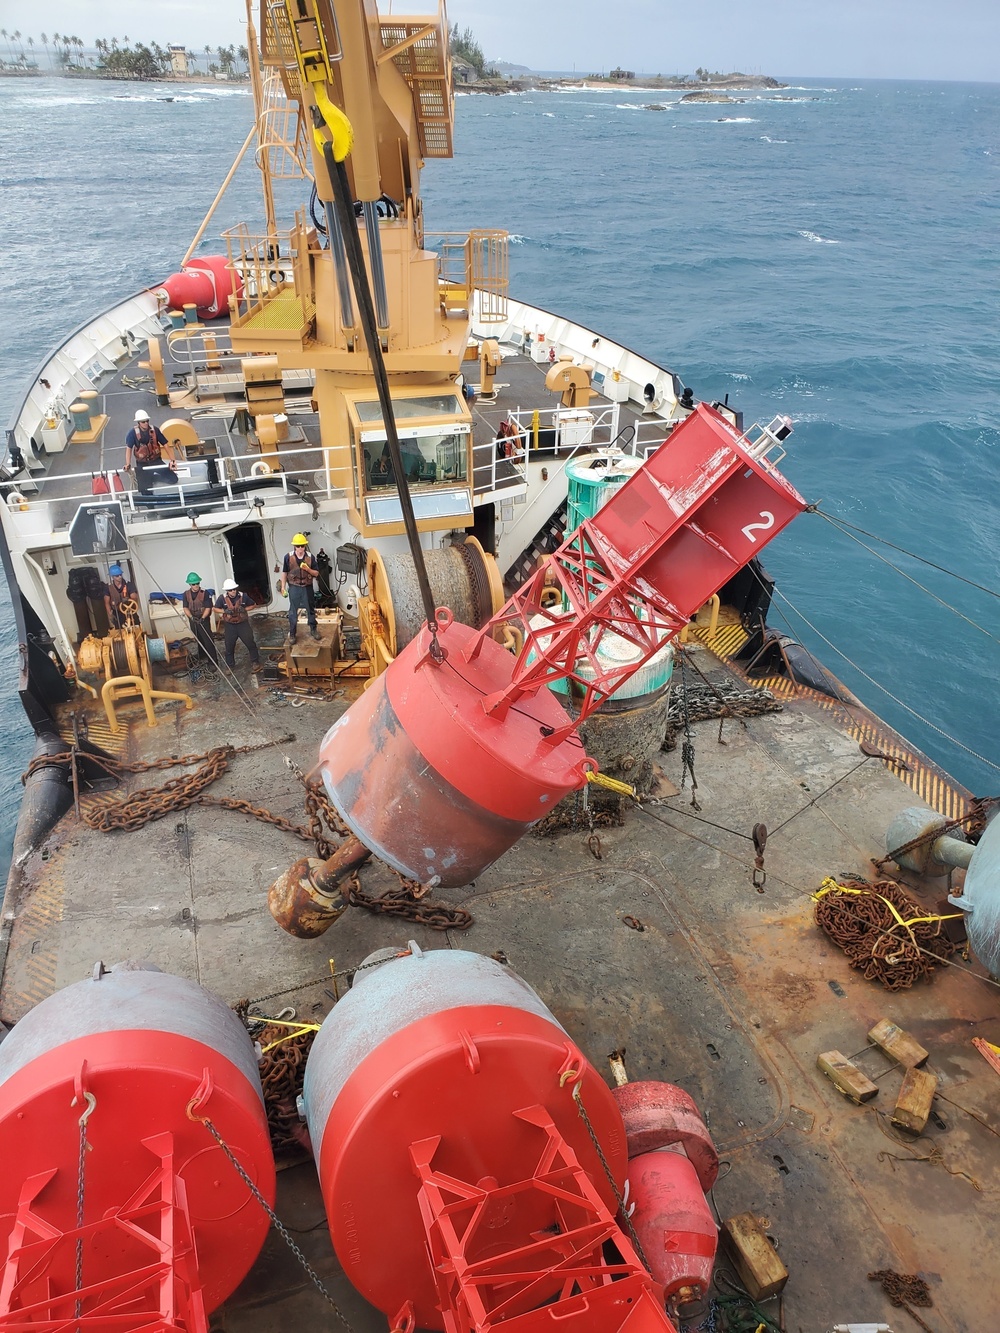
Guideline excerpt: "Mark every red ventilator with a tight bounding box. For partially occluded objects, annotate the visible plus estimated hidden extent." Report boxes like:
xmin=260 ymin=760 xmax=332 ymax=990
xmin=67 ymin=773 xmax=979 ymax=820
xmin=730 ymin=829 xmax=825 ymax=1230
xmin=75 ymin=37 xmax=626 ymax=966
xmin=0 ymin=963 xmax=275 ymax=1331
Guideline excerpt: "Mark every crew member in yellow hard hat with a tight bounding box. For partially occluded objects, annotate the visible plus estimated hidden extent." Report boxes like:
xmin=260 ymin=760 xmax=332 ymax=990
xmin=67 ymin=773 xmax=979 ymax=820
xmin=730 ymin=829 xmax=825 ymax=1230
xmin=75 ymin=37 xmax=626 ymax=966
xmin=278 ymin=533 xmax=320 ymax=643
xmin=181 ymin=572 xmax=218 ymax=667
xmin=215 ymin=578 xmax=261 ymax=673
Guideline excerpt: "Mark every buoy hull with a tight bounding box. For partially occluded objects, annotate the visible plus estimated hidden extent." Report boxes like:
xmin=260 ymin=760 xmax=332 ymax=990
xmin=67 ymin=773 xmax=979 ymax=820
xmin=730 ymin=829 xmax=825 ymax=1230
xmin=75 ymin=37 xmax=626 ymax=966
xmin=0 ymin=966 xmax=274 ymax=1313
xmin=303 ymin=948 xmax=627 ymax=1328
xmin=319 ymin=618 xmax=588 ymax=885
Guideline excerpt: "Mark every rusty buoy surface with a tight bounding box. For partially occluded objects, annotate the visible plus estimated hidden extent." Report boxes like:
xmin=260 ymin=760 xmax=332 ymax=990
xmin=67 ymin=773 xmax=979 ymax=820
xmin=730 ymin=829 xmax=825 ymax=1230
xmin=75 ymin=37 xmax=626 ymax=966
xmin=318 ymin=613 xmax=590 ymax=885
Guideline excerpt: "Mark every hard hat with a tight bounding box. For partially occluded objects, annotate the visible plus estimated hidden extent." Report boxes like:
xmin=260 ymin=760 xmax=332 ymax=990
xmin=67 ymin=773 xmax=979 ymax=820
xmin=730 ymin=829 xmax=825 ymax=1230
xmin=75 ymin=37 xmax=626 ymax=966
xmin=185 ymin=572 xmax=202 ymax=585
xmin=223 ymin=578 xmax=239 ymax=591
xmin=292 ymin=533 xmax=308 ymax=546
xmin=134 ymin=409 xmax=150 ymax=421
xmin=109 ymin=564 xmax=123 ymax=577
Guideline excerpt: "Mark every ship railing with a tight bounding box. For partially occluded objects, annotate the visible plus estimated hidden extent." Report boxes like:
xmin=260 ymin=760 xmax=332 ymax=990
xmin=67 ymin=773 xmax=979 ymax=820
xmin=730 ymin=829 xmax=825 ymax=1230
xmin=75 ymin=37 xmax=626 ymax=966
xmin=2 ymin=443 xmax=341 ymax=534
xmin=425 ymin=231 xmax=509 ymax=321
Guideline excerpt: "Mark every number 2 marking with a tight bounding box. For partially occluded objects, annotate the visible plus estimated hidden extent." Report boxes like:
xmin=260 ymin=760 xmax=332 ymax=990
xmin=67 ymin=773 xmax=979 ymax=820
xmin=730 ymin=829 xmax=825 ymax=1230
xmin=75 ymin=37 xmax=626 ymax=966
xmin=741 ymin=511 xmax=775 ymax=543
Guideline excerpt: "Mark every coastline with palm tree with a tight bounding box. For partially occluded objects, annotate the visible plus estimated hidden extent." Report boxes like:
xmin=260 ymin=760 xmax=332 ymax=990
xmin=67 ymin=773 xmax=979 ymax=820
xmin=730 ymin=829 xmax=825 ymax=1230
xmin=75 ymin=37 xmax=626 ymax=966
xmin=0 ymin=31 xmax=250 ymax=81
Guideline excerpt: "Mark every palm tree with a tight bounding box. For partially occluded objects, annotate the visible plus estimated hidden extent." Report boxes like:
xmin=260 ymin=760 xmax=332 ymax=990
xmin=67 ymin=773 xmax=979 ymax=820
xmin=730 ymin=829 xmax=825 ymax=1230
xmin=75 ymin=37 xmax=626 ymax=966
xmin=27 ymin=36 xmax=34 ymax=67
xmin=40 ymin=32 xmax=50 ymax=68
xmin=12 ymin=30 xmax=22 ymax=64
xmin=0 ymin=29 xmax=8 ymax=64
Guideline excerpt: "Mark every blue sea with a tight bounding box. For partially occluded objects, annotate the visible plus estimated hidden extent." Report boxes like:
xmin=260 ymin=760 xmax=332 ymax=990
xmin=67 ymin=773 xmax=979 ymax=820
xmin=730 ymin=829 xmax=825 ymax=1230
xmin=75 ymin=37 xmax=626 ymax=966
xmin=1 ymin=75 xmax=998 ymax=875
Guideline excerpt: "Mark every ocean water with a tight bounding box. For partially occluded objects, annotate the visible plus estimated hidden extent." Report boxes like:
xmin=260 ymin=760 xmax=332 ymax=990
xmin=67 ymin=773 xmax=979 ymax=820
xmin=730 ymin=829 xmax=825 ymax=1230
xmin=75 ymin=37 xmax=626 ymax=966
xmin=1 ymin=75 xmax=998 ymax=875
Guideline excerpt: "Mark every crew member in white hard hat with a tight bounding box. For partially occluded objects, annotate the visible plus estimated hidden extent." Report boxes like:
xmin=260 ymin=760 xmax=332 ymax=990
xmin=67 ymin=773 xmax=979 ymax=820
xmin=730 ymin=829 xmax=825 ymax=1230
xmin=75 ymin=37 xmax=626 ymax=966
xmin=124 ymin=410 xmax=169 ymax=471
xmin=214 ymin=578 xmax=261 ymax=673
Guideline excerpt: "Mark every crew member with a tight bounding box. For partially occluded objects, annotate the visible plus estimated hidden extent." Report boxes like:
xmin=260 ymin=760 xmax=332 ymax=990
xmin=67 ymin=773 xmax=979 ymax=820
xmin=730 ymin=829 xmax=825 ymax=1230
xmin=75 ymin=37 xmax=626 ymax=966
xmin=181 ymin=571 xmax=218 ymax=666
xmin=215 ymin=579 xmax=261 ymax=672
xmin=278 ymin=534 xmax=320 ymax=643
xmin=103 ymin=564 xmax=135 ymax=629
xmin=124 ymin=410 xmax=169 ymax=471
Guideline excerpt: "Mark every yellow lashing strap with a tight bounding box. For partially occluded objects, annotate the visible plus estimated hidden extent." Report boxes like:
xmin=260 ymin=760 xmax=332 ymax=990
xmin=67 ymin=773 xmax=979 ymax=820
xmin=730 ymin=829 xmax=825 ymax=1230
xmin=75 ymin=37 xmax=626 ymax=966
xmin=586 ymin=770 xmax=637 ymax=799
xmin=813 ymin=876 xmax=964 ymax=932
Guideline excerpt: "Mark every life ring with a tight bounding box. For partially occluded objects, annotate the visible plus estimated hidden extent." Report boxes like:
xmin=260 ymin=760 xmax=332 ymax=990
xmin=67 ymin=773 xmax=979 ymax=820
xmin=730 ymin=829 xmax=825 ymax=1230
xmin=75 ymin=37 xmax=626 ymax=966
xmin=5 ymin=492 xmax=28 ymax=512
xmin=250 ymin=461 xmax=272 ymax=477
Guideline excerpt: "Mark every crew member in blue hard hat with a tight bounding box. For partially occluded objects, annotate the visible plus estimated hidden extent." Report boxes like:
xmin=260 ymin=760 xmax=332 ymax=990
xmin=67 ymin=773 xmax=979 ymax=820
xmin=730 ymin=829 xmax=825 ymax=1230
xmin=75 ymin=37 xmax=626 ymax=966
xmin=215 ymin=578 xmax=260 ymax=673
xmin=103 ymin=563 xmax=135 ymax=630
xmin=278 ymin=533 xmax=321 ymax=643
xmin=181 ymin=572 xmax=218 ymax=667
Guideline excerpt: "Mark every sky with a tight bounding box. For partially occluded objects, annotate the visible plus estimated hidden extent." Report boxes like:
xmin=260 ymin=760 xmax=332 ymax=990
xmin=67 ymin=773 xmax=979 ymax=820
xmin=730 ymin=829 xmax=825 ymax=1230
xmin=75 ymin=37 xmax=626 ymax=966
xmin=0 ymin=0 xmax=997 ymax=83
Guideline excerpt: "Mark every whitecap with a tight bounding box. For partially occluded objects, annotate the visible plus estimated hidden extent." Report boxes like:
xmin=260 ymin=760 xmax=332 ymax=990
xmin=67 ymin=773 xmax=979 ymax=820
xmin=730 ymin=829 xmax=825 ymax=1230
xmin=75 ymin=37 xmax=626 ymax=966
xmin=543 ymin=111 xmax=555 ymax=117
xmin=615 ymin=103 xmax=643 ymax=111
xmin=508 ymin=234 xmax=528 ymax=245
xmin=759 ymin=135 xmax=788 ymax=143
xmin=798 ymin=230 xmax=840 ymax=244
xmin=728 ymin=372 xmax=752 ymax=382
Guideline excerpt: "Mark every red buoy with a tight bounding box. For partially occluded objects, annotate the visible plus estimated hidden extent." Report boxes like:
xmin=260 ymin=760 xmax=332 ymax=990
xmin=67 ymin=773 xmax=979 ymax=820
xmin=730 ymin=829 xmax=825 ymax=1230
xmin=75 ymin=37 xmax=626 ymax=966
xmin=0 ymin=964 xmax=274 ymax=1327
xmin=319 ymin=608 xmax=590 ymax=885
xmin=303 ymin=946 xmax=678 ymax=1332
xmin=627 ymin=1147 xmax=718 ymax=1304
xmin=153 ymin=255 xmax=242 ymax=319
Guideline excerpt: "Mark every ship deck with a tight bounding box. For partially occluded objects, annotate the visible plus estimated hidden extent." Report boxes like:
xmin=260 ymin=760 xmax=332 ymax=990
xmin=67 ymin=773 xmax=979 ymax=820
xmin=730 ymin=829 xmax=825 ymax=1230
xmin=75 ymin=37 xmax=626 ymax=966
xmin=1 ymin=631 xmax=996 ymax=1333
xmin=12 ymin=328 xmax=672 ymax=539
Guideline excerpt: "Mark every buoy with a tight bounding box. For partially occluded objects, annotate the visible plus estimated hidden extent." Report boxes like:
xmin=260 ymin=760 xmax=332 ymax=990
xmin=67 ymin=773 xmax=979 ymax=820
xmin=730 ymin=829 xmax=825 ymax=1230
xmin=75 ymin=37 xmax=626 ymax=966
xmin=153 ymin=256 xmax=242 ymax=320
xmin=302 ymin=946 xmax=671 ymax=1332
xmin=0 ymin=963 xmax=274 ymax=1323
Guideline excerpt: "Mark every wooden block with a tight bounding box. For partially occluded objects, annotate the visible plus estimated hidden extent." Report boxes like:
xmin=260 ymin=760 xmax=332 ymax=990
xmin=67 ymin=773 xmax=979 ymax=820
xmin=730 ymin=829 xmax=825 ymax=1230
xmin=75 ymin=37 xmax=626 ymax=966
xmin=891 ymin=1067 xmax=937 ymax=1134
xmin=722 ymin=1212 xmax=788 ymax=1301
xmin=868 ymin=1019 xmax=928 ymax=1069
xmin=817 ymin=1050 xmax=879 ymax=1104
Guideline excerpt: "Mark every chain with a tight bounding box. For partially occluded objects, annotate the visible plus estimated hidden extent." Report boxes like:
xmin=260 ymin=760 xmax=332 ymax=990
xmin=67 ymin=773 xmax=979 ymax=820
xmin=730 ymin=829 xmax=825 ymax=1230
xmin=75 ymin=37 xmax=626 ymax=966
xmin=71 ymin=1089 xmax=96 ymax=1323
xmin=676 ymin=651 xmax=701 ymax=811
xmin=868 ymin=1269 xmax=935 ymax=1333
xmin=237 ymin=947 xmax=413 ymax=1010
xmin=197 ymin=1115 xmax=356 ymax=1330
xmin=21 ymin=736 xmax=290 ymax=786
xmin=348 ymin=874 xmax=473 ymax=932
xmin=568 ymin=1080 xmax=651 ymax=1274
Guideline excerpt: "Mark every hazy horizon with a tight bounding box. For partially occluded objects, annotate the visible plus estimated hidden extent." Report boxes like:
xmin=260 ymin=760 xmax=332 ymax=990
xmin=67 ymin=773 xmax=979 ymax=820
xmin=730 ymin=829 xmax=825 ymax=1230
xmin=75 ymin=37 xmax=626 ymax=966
xmin=0 ymin=0 xmax=996 ymax=85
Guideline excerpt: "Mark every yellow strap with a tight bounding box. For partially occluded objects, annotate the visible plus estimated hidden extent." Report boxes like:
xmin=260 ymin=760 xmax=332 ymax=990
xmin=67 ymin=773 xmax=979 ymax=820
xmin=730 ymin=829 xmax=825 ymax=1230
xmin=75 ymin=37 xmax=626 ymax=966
xmin=812 ymin=877 xmax=963 ymax=930
xmin=585 ymin=770 xmax=636 ymax=799
xmin=255 ymin=1016 xmax=322 ymax=1054
xmin=312 ymin=83 xmax=354 ymax=163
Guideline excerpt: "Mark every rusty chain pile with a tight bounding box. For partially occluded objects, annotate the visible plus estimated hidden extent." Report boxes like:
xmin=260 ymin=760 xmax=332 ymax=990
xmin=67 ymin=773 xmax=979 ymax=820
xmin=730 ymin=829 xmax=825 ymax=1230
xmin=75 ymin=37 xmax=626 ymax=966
xmin=867 ymin=1269 xmax=934 ymax=1332
xmin=49 ymin=739 xmax=472 ymax=932
xmin=814 ymin=876 xmax=954 ymax=990
xmin=663 ymin=677 xmax=781 ymax=752
xmin=254 ymin=1023 xmax=316 ymax=1155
